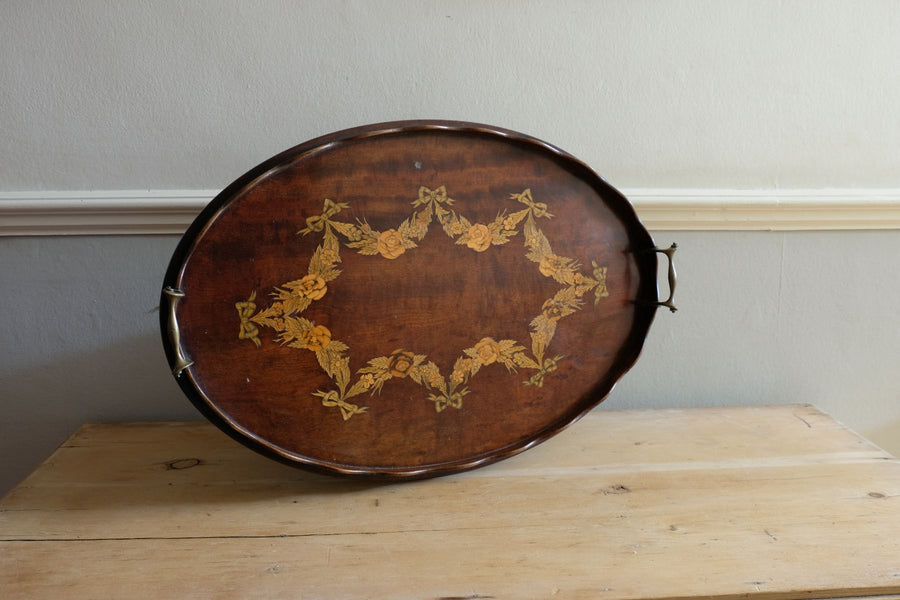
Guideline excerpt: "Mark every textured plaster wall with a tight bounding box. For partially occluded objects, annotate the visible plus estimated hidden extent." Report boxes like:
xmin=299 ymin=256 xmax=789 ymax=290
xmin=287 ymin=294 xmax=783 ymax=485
xmin=2 ymin=1 xmax=900 ymax=494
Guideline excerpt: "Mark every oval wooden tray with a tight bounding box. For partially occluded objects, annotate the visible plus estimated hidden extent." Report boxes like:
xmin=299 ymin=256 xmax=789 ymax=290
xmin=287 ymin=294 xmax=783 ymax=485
xmin=161 ymin=121 xmax=673 ymax=479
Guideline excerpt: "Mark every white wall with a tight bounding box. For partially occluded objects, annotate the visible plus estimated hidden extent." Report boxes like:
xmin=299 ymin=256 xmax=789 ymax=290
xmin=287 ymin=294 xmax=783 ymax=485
xmin=2 ymin=1 xmax=900 ymax=494
xmin=5 ymin=0 xmax=900 ymax=190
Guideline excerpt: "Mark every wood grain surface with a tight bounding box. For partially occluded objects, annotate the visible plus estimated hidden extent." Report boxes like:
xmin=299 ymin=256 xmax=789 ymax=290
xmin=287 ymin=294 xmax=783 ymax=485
xmin=2 ymin=404 xmax=899 ymax=599
xmin=161 ymin=121 xmax=660 ymax=477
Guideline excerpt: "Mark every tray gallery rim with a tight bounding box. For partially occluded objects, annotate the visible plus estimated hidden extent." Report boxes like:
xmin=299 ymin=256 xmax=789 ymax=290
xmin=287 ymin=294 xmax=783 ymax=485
xmin=161 ymin=120 xmax=672 ymax=480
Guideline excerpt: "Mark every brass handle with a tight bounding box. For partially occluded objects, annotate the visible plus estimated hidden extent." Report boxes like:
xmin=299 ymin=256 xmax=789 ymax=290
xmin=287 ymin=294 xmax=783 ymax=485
xmin=163 ymin=287 xmax=194 ymax=377
xmin=653 ymin=243 xmax=678 ymax=312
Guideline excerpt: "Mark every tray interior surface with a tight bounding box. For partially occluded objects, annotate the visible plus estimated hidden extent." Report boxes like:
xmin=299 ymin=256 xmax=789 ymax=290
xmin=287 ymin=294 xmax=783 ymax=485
xmin=164 ymin=123 xmax=658 ymax=477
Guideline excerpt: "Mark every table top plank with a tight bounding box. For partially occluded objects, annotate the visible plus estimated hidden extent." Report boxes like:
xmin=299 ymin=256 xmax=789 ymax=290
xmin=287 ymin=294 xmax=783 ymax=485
xmin=2 ymin=404 xmax=899 ymax=600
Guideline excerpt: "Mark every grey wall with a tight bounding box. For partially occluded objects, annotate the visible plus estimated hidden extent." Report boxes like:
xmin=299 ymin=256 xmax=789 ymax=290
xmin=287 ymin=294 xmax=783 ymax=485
xmin=1 ymin=236 xmax=192 ymax=491
xmin=2 ymin=1 xmax=900 ymax=494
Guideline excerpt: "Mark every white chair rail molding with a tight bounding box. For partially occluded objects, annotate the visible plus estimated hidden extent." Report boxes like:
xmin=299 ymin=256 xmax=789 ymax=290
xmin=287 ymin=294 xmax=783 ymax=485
xmin=3 ymin=188 xmax=900 ymax=235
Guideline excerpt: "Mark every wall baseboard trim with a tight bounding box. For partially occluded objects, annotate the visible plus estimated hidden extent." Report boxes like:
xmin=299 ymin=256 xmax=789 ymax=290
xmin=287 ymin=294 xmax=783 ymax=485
xmin=2 ymin=189 xmax=900 ymax=236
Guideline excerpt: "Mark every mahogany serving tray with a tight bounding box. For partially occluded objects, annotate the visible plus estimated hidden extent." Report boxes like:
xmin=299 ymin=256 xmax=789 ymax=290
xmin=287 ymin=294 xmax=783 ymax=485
xmin=161 ymin=120 xmax=676 ymax=479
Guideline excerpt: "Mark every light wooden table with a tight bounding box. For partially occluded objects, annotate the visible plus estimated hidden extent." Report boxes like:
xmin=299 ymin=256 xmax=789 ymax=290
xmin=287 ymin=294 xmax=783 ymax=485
xmin=2 ymin=404 xmax=899 ymax=599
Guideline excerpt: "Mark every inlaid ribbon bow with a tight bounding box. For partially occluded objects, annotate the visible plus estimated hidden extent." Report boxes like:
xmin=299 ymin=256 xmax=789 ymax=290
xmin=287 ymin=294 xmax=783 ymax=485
xmin=299 ymin=198 xmax=349 ymax=235
xmin=524 ymin=355 xmax=563 ymax=388
xmin=417 ymin=185 xmax=449 ymax=206
xmin=320 ymin=390 xmax=366 ymax=421
xmin=591 ymin=262 xmax=609 ymax=305
xmin=235 ymin=291 xmax=261 ymax=347
xmin=432 ymin=391 xmax=465 ymax=413
xmin=513 ymin=188 xmax=553 ymax=218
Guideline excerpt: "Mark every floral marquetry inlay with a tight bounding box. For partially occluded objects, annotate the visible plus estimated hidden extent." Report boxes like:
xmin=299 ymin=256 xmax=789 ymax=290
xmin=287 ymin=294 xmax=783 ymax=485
xmin=235 ymin=186 xmax=609 ymax=420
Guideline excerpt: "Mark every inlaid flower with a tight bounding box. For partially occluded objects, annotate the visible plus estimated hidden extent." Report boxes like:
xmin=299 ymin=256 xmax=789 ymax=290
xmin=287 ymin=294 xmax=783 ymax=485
xmin=294 ymin=274 xmax=328 ymax=300
xmin=377 ymin=229 xmax=407 ymax=259
xmin=450 ymin=358 xmax=474 ymax=384
xmin=466 ymin=223 xmax=492 ymax=252
xmin=345 ymin=225 xmax=363 ymax=242
xmin=319 ymin=248 xmax=338 ymax=264
xmin=427 ymin=372 xmax=444 ymax=389
xmin=542 ymin=299 xmax=565 ymax=321
xmin=531 ymin=329 xmax=549 ymax=347
xmin=359 ymin=373 xmax=376 ymax=390
xmin=538 ymin=254 xmax=566 ymax=278
xmin=474 ymin=337 xmax=501 ymax=365
xmin=387 ymin=350 xmax=416 ymax=378
xmin=448 ymin=220 xmax=467 ymax=236
xmin=303 ymin=324 xmax=332 ymax=351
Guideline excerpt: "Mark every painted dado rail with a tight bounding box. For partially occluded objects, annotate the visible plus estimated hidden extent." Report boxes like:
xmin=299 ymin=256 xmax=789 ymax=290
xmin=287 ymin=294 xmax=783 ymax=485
xmin=2 ymin=189 xmax=900 ymax=235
